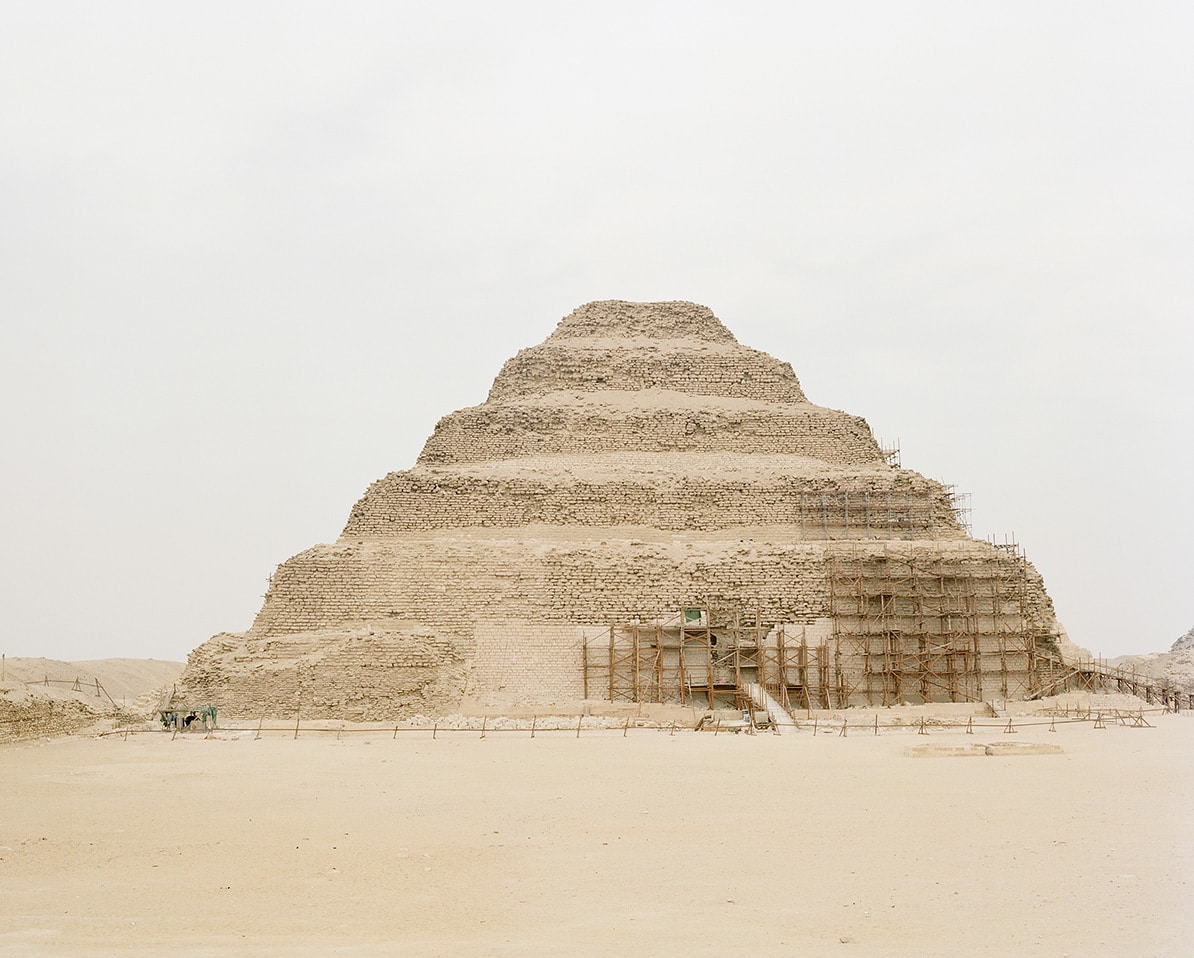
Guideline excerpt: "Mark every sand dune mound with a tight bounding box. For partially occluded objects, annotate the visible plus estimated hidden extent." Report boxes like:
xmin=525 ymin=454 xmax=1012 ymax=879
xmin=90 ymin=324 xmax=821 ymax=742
xmin=0 ymin=658 xmax=184 ymax=740
xmin=3 ymin=657 xmax=183 ymax=703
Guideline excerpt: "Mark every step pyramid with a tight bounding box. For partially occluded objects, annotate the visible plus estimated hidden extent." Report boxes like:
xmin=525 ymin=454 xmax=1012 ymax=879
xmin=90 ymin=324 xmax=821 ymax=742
xmin=179 ymin=301 xmax=1061 ymax=718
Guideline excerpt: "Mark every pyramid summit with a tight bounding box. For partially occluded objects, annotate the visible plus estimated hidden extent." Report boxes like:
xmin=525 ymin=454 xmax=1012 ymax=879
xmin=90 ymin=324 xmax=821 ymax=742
xmin=548 ymin=299 xmax=741 ymax=342
xmin=180 ymin=300 xmax=1070 ymax=718
xmin=484 ymin=299 xmax=806 ymax=405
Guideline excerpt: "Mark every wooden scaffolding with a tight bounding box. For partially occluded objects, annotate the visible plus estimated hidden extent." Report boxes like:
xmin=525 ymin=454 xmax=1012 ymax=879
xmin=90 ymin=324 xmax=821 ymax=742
xmin=582 ymin=545 xmax=1075 ymax=710
xmin=826 ymin=543 xmax=1052 ymax=705
xmin=582 ymin=606 xmax=849 ymax=711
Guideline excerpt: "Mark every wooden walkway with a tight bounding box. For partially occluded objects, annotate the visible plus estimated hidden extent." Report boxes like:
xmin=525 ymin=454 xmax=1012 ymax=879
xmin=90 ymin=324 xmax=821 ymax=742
xmin=1027 ymin=659 xmax=1193 ymax=710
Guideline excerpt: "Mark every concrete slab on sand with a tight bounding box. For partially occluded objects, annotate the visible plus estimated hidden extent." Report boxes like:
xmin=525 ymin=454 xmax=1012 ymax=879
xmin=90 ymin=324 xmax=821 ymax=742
xmin=1 ymin=712 xmax=1191 ymax=957
xmin=904 ymin=741 xmax=1065 ymax=757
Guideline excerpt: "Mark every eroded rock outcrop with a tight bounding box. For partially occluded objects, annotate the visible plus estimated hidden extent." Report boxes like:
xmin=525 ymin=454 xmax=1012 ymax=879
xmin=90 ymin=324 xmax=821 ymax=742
xmin=1110 ymin=625 xmax=1194 ymax=689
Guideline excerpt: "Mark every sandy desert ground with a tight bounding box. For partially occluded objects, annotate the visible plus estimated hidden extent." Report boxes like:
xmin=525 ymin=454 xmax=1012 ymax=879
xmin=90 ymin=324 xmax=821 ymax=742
xmin=1 ymin=705 xmax=1191 ymax=958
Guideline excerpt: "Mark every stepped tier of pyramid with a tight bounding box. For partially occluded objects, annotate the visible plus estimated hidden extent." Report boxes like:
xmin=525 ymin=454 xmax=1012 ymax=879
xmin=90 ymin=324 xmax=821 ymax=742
xmin=179 ymin=301 xmax=1066 ymax=718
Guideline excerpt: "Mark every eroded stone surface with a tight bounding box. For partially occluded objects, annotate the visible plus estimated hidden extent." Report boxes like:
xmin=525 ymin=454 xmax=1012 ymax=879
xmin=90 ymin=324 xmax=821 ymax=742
xmin=179 ymin=301 xmax=1061 ymax=718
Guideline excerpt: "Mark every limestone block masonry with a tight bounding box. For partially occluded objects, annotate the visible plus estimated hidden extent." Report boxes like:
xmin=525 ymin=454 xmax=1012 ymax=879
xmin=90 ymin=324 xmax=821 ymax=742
xmin=179 ymin=301 xmax=1063 ymax=717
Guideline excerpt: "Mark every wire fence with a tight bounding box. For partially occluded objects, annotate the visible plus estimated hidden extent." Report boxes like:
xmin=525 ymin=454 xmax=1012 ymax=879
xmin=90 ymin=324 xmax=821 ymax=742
xmin=98 ymin=705 xmax=1178 ymax=740
xmin=18 ymin=675 xmax=125 ymax=710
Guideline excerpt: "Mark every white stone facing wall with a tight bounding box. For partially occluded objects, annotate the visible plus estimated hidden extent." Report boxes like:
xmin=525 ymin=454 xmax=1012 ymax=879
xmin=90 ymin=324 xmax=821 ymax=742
xmin=467 ymin=621 xmax=592 ymax=707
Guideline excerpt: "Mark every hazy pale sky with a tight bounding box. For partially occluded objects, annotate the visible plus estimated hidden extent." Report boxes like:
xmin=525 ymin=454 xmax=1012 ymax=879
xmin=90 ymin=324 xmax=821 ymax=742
xmin=2 ymin=2 xmax=1190 ymax=662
